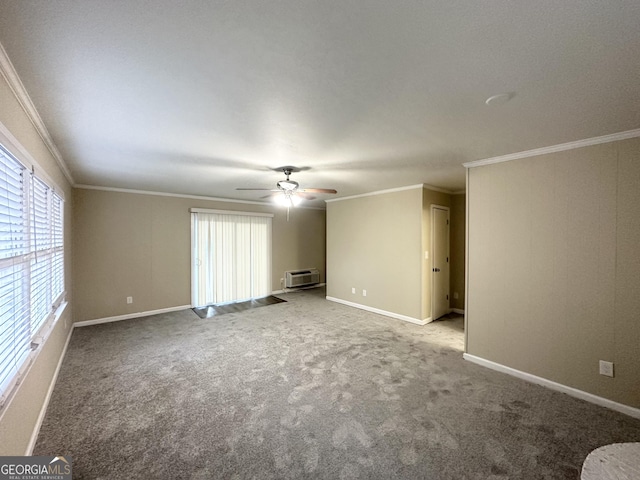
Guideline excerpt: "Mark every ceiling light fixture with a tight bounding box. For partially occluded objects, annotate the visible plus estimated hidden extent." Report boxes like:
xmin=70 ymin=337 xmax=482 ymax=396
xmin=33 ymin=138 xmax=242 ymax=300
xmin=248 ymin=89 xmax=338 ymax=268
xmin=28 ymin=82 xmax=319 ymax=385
xmin=275 ymin=191 xmax=302 ymax=221
xmin=277 ymin=179 xmax=299 ymax=191
xmin=275 ymin=193 xmax=302 ymax=207
xmin=485 ymin=92 xmax=515 ymax=106
xmin=236 ymin=166 xmax=337 ymax=221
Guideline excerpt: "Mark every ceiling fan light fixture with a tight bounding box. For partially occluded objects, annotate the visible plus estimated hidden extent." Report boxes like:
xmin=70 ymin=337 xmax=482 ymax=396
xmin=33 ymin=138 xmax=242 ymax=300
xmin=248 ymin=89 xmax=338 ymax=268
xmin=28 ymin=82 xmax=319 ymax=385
xmin=236 ymin=166 xmax=336 ymax=211
xmin=274 ymin=195 xmax=288 ymax=207
xmin=274 ymin=193 xmax=302 ymax=207
xmin=277 ymin=179 xmax=299 ymax=191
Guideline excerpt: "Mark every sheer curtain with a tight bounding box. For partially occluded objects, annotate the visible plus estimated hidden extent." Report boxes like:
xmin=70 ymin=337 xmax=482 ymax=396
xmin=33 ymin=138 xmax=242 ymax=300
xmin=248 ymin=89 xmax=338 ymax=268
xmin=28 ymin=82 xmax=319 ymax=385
xmin=191 ymin=209 xmax=272 ymax=307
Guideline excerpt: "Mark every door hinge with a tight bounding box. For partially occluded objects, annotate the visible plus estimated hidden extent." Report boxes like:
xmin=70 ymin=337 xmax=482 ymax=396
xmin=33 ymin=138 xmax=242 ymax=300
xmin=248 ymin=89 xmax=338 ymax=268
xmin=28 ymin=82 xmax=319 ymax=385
xmin=446 ymin=257 xmax=449 ymax=262
xmin=446 ymin=294 xmax=449 ymax=300
xmin=447 ymin=219 xmax=449 ymax=225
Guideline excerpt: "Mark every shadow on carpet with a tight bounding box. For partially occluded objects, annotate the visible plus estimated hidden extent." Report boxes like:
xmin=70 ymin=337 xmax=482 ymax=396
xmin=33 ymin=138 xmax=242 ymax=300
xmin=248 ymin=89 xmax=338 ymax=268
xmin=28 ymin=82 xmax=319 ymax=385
xmin=192 ymin=295 xmax=286 ymax=319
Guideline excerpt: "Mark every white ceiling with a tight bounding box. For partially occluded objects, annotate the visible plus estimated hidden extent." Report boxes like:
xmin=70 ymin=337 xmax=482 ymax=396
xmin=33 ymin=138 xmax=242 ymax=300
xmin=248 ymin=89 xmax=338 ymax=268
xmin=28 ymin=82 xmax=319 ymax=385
xmin=0 ymin=1 xmax=639 ymax=207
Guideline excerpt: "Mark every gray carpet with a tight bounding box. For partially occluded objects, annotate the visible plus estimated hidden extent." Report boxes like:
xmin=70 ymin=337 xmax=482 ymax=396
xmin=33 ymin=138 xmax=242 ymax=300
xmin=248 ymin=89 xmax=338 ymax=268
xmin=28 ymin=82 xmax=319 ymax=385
xmin=35 ymin=288 xmax=640 ymax=479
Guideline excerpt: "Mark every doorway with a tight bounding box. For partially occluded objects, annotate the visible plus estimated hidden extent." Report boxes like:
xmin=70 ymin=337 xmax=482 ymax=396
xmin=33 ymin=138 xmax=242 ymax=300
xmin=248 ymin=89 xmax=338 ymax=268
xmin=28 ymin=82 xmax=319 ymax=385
xmin=191 ymin=208 xmax=272 ymax=307
xmin=431 ymin=205 xmax=450 ymax=321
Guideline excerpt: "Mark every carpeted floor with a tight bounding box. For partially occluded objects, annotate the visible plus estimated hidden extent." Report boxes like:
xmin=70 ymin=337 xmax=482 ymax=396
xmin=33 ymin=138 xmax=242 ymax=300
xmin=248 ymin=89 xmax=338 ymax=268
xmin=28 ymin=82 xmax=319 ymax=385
xmin=35 ymin=288 xmax=640 ymax=479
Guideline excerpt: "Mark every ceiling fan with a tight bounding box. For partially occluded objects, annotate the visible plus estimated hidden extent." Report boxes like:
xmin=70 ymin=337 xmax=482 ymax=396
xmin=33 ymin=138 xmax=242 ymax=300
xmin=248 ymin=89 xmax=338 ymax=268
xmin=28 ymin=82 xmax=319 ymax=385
xmin=236 ymin=166 xmax=337 ymax=207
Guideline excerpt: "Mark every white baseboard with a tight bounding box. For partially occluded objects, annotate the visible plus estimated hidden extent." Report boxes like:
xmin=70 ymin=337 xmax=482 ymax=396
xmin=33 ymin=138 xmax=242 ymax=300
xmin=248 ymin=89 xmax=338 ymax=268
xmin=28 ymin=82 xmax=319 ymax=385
xmin=326 ymin=296 xmax=429 ymax=326
xmin=25 ymin=324 xmax=75 ymax=455
xmin=463 ymin=353 xmax=640 ymax=420
xmin=450 ymin=308 xmax=465 ymax=315
xmin=74 ymin=305 xmax=192 ymax=327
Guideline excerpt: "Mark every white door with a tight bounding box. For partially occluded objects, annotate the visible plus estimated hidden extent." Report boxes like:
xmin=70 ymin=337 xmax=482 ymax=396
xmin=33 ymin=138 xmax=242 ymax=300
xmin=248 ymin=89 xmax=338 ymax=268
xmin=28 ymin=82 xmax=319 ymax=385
xmin=431 ymin=206 xmax=450 ymax=321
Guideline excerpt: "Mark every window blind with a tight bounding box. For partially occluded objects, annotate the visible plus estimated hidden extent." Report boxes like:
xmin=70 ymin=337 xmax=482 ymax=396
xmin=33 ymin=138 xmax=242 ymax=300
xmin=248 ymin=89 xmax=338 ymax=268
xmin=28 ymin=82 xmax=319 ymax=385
xmin=0 ymin=144 xmax=64 ymax=406
xmin=191 ymin=212 xmax=271 ymax=307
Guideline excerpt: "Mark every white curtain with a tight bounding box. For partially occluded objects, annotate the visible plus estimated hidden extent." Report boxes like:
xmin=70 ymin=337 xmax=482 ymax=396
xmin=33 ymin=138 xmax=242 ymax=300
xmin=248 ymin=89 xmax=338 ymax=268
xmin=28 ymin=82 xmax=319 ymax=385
xmin=191 ymin=210 xmax=271 ymax=307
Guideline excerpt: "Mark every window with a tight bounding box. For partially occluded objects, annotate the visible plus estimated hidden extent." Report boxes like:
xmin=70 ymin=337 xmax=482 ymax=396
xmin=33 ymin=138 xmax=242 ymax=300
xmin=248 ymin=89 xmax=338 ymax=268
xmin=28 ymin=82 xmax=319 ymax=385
xmin=0 ymin=144 xmax=64 ymax=406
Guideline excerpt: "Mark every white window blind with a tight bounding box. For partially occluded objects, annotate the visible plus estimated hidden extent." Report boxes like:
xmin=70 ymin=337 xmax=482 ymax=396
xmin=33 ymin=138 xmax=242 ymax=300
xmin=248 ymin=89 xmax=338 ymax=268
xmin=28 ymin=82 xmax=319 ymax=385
xmin=191 ymin=211 xmax=271 ymax=307
xmin=0 ymin=144 xmax=64 ymax=406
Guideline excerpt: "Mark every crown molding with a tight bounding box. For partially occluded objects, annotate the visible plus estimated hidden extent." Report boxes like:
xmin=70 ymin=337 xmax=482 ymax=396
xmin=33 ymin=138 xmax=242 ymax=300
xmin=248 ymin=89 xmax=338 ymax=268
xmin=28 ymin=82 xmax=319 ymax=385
xmin=0 ymin=42 xmax=75 ymax=185
xmin=464 ymin=128 xmax=640 ymax=169
xmin=326 ymin=184 xmax=425 ymax=203
xmin=423 ymin=183 xmax=455 ymax=194
xmin=74 ymin=184 xmax=327 ymax=210
xmin=326 ymin=183 xmax=459 ymax=204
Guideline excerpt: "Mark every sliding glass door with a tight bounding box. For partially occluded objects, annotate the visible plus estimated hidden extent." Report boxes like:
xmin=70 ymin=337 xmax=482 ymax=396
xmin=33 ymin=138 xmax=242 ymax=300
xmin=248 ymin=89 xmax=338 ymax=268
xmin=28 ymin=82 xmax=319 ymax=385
xmin=191 ymin=209 xmax=272 ymax=307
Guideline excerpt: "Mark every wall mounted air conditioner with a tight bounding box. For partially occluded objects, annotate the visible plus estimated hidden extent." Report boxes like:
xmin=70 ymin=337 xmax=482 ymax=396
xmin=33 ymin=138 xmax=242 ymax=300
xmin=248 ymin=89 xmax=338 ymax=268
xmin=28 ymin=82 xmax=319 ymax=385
xmin=285 ymin=269 xmax=320 ymax=288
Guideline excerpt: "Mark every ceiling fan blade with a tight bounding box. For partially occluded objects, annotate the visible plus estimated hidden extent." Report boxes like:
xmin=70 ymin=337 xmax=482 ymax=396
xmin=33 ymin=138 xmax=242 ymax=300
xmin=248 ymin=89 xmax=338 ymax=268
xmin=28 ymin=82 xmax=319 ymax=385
xmin=297 ymin=192 xmax=316 ymax=201
xmin=298 ymin=188 xmax=337 ymax=194
xmin=236 ymin=188 xmax=279 ymax=191
xmin=260 ymin=193 xmax=283 ymax=199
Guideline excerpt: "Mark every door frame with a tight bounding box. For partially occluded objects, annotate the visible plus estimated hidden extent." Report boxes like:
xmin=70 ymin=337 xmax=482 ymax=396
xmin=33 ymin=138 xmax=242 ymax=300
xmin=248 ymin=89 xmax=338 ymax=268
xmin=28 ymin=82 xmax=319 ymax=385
xmin=430 ymin=204 xmax=450 ymax=321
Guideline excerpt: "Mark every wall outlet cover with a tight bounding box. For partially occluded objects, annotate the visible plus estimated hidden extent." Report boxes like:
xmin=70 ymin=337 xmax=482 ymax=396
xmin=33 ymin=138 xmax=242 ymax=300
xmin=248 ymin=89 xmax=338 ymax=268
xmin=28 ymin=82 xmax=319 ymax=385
xmin=599 ymin=360 xmax=614 ymax=377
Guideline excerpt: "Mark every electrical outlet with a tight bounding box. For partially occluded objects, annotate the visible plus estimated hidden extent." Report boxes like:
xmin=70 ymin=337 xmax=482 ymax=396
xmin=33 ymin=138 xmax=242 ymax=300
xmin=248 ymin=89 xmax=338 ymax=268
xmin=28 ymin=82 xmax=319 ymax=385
xmin=351 ymin=287 xmax=356 ymax=294
xmin=127 ymin=296 xmax=133 ymax=304
xmin=599 ymin=360 xmax=614 ymax=377
xmin=362 ymin=289 xmax=367 ymax=297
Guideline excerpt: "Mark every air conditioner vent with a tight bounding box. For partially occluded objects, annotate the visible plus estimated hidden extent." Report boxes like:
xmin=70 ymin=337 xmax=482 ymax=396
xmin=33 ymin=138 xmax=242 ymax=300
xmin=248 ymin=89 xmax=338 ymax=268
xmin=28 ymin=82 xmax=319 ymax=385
xmin=285 ymin=269 xmax=320 ymax=288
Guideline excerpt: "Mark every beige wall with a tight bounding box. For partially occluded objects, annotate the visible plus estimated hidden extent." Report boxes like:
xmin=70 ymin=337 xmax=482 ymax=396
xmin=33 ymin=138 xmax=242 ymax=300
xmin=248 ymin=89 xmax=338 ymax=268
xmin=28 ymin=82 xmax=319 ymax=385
xmin=73 ymin=189 xmax=326 ymax=322
xmin=467 ymin=137 xmax=640 ymax=409
xmin=327 ymin=187 xmax=424 ymax=320
xmin=450 ymin=194 xmax=466 ymax=311
xmin=326 ymin=186 xmax=464 ymax=322
xmin=0 ymin=75 xmax=74 ymax=454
